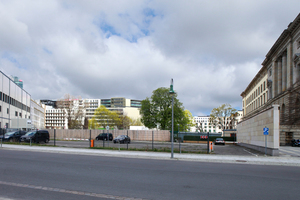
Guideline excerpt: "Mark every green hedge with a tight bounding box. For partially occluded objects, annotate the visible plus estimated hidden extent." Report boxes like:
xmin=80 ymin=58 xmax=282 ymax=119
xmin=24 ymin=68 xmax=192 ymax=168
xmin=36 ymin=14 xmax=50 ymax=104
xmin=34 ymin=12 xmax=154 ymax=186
xmin=183 ymin=135 xmax=236 ymax=142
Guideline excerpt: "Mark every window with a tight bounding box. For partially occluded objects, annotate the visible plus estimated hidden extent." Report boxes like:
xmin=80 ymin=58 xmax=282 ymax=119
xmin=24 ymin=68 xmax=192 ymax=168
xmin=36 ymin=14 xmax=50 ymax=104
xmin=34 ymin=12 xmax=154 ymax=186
xmin=15 ymin=111 xmax=18 ymax=116
xmin=0 ymin=105 xmax=1 ymax=112
xmin=7 ymin=108 xmax=9 ymax=114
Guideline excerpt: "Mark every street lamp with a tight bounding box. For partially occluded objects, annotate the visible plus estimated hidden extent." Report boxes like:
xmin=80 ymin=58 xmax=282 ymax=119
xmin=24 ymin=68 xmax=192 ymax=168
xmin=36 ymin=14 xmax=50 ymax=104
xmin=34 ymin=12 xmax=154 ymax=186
xmin=177 ymin=123 xmax=179 ymax=140
xmin=169 ymin=78 xmax=175 ymax=158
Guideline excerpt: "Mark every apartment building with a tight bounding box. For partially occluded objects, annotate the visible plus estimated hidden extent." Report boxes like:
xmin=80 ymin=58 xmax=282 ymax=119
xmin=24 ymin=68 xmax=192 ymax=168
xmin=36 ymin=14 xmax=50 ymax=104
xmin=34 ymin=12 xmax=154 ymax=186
xmin=193 ymin=110 xmax=243 ymax=134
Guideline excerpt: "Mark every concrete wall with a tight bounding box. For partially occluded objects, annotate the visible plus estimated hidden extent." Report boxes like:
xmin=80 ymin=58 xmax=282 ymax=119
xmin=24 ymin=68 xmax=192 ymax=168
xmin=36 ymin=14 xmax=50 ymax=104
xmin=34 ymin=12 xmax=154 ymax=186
xmin=236 ymin=105 xmax=280 ymax=156
xmin=47 ymin=129 xmax=170 ymax=142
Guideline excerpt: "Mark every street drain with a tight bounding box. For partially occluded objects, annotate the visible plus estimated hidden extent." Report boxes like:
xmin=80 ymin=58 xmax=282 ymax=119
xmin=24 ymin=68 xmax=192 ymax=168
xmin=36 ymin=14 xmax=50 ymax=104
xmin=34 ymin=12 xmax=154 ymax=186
xmin=236 ymin=160 xmax=247 ymax=162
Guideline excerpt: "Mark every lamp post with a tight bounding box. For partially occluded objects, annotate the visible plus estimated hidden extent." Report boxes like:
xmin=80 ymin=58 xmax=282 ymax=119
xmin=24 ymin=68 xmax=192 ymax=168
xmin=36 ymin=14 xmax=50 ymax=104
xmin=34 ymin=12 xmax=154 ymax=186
xmin=169 ymin=78 xmax=175 ymax=158
xmin=177 ymin=124 xmax=179 ymax=141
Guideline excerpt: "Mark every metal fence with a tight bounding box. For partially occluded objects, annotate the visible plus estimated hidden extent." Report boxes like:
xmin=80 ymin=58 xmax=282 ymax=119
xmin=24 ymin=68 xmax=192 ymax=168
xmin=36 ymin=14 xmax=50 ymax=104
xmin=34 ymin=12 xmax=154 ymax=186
xmin=47 ymin=129 xmax=171 ymax=142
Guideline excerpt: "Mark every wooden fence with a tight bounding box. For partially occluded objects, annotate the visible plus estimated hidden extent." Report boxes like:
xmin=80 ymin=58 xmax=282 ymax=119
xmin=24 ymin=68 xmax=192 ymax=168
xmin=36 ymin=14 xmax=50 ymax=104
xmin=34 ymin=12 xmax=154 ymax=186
xmin=47 ymin=129 xmax=171 ymax=142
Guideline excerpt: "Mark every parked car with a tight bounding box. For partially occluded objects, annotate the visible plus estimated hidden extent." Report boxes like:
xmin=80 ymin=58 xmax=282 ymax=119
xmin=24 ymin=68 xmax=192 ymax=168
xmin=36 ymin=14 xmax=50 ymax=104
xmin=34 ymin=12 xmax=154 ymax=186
xmin=20 ymin=130 xmax=50 ymax=143
xmin=113 ymin=135 xmax=131 ymax=144
xmin=214 ymin=138 xmax=225 ymax=145
xmin=0 ymin=131 xmax=26 ymax=142
xmin=291 ymin=139 xmax=300 ymax=147
xmin=95 ymin=133 xmax=113 ymax=141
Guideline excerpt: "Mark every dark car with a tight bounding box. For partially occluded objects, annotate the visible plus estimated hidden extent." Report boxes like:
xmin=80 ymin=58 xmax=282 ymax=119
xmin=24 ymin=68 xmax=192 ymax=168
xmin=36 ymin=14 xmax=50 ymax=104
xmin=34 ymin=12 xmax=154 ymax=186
xmin=113 ymin=135 xmax=131 ymax=144
xmin=0 ymin=131 xmax=26 ymax=142
xmin=291 ymin=139 xmax=300 ymax=147
xmin=96 ymin=133 xmax=113 ymax=141
xmin=214 ymin=138 xmax=225 ymax=145
xmin=20 ymin=130 xmax=50 ymax=143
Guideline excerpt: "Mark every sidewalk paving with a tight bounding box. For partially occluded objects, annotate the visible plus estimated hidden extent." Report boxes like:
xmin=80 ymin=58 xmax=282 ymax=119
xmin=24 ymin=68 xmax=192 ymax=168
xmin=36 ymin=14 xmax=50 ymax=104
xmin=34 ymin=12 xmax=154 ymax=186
xmin=1 ymin=144 xmax=300 ymax=167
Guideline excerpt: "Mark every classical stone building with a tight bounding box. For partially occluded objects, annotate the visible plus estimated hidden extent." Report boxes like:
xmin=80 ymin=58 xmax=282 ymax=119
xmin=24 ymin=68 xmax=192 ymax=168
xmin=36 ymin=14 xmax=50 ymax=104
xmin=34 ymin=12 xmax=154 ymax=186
xmin=240 ymin=13 xmax=300 ymax=146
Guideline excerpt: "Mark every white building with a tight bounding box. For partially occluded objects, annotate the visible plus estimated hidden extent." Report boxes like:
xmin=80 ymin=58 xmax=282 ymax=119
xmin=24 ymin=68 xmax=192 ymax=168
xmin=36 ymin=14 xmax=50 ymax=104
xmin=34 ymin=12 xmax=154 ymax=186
xmin=43 ymin=97 xmax=142 ymax=129
xmin=45 ymin=105 xmax=67 ymax=129
xmin=30 ymin=99 xmax=46 ymax=130
xmin=0 ymin=71 xmax=31 ymax=131
xmin=193 ymin=110 xmax=243 ymax=134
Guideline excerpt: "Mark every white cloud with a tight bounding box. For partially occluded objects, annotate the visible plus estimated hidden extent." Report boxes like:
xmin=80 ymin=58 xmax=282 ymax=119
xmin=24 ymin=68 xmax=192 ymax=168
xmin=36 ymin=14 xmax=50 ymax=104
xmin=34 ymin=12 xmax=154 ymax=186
xmin=0 ymin=0 xmax=299 ymax=116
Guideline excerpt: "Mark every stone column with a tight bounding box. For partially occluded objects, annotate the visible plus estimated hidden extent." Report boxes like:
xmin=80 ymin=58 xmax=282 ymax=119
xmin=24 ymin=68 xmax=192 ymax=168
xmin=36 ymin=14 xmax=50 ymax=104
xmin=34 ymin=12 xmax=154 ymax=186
xmin=272 ymin=60 xmax=277 ymax=97
xmin=282 ymin=53 xmax=287 ymax=91
xmin=296 ymin=64 xmax=300 ymax=83
xmin=272 ymin=104 xmax=280 ymax=152
xmin=277 ymin=57 xmax=282 ymax=94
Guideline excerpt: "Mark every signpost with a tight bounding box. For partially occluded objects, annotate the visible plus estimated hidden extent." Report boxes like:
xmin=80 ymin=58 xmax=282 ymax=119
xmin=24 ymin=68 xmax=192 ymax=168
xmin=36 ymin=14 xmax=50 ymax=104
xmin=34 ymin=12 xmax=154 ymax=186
xmin=106 ymin=125 xmax=109 ymax=147
xmin=263 ymin=127 xmax=269 ymax=155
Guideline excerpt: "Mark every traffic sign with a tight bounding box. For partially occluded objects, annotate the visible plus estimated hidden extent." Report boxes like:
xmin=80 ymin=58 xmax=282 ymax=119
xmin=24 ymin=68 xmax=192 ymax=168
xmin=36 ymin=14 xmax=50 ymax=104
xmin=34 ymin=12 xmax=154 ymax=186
xmin=263 ymin=127 xmax=269 ymax=135
xmin=106 ymin=126 xmax=109 ymax=130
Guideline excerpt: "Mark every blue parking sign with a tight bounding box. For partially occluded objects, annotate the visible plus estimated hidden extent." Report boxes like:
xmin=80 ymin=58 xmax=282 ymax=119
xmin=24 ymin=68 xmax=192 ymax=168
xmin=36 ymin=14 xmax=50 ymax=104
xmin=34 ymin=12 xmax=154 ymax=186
xmin=263 ymin=127 xmax=269 ymax=135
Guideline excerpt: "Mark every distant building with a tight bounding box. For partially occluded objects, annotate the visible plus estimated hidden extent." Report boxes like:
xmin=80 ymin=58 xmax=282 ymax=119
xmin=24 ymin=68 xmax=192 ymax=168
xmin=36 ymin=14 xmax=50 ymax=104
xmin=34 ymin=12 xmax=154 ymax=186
xmin=43 ymin=97 xmax=142 ymax=129
xmin=193 ymin=110 xmax=243 ymax=134
xmin=10 ymin=76 xmax=23 ymax=89
xmin=30 ymin=99 xmax=46 ymax=130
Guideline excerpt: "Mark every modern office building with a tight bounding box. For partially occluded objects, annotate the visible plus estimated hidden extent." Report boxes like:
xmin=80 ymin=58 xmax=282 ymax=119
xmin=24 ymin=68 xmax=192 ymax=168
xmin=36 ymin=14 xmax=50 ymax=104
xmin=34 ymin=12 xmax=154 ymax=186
xmin=240 ymin=13 xmax=300 ymax=146
xmin=0 ymin=71 xmax=31 ymax=130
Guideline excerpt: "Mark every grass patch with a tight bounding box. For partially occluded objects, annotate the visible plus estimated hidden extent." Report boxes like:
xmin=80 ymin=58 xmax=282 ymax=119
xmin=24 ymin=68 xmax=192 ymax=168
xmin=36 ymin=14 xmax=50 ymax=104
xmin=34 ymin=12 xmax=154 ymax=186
xmin=90 ymin=146 xmax=207 ymax=154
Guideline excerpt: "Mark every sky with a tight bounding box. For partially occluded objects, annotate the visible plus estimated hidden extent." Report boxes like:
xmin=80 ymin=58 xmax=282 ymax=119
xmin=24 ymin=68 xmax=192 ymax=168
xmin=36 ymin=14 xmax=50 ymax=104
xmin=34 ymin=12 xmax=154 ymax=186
xmin=0 ymin=0 xmax=299 ymax=116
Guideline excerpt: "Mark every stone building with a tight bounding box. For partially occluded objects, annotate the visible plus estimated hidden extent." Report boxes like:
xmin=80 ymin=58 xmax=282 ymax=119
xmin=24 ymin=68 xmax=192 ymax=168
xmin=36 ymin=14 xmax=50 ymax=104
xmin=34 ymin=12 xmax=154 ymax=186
xmin=240 ymin=13 xmax=300 ymax=146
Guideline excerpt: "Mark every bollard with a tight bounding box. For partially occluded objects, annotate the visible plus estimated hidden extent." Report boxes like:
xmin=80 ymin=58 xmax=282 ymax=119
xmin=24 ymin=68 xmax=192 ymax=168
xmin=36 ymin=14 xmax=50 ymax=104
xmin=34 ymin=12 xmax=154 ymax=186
xmin=91 ymin=139 xmax=94 ymax=148
xmin=209 ymin=141 xmax=214 ymax=152
xmin=1 ymin=138 xmax=2 ymax=147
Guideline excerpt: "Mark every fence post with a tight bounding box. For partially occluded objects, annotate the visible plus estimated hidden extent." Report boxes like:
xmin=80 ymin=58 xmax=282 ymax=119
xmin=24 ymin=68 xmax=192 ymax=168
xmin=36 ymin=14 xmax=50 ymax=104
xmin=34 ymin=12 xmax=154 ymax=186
xmin=207 ymin=132 xmax=210 ymax=154
xmin=89 ymin=129 xmax=91 ymax=148
xmin=54 ymin=129 xmax=56 ymax=146
xmin=152 ymin=130 xmax=154 ymax=150
xmin=127 ymin=129 xmax=129 ymax=150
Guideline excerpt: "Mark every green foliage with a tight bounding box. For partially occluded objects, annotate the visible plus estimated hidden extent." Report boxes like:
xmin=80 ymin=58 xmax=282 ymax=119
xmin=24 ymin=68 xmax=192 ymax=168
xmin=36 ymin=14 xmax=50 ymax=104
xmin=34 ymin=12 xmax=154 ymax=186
xmin=119 ymin=115 xmax=132 ymax=130
xmin=140 ymin=87 xmax=189 ymax=130
xmin=89 ymin=105 xmax=121 ymax=129
xmin=210 ymin=104 xmax=237 ymax=130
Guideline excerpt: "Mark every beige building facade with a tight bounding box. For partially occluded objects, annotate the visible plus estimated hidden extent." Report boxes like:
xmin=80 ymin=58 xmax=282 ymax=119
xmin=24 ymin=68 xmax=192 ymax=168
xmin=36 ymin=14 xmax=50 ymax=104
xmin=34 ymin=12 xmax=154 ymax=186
xmin=240 ymin=13 xmax=300 ymax=147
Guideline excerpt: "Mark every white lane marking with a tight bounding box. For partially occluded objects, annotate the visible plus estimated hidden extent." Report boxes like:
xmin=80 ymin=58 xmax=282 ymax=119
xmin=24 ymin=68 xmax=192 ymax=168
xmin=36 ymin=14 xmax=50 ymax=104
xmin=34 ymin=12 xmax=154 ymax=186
xmin=243 ymin=149 xmax=258 ymax=157
xmin=0 ymin=181 xmax=145 ymax=200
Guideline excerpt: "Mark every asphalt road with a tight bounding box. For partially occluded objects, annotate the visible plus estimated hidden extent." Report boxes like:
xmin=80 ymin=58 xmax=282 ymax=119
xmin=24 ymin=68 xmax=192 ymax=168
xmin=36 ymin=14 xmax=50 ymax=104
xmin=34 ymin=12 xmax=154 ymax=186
xmin=0 ymin=149 xmax=299 ymax=200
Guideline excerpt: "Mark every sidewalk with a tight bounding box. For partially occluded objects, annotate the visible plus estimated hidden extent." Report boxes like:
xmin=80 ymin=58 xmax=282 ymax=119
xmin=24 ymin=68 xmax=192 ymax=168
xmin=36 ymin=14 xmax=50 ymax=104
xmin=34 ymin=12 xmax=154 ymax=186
xmin=1 ymin=144 xmax=300 ymax=167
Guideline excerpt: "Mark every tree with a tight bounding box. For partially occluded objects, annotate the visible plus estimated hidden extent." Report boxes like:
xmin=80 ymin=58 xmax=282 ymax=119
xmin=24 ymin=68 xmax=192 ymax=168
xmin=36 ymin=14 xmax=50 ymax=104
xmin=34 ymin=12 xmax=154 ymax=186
xmin=183 ymin=110 xmax=195 ymax=131
xmin=56 ymin=94 xmax=89 ymax=129
xmin=140 ymin=87 xmax=189 ymax=130
xmin=131 ymin=118 xmax=143 ymax=126
xmin=89 ymin=105 xmax=121 ymax=129
xmin=209 ymin=104 xmax=237 ymax=131
xmin=119 ymin=114 xmax=132 ymax=130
